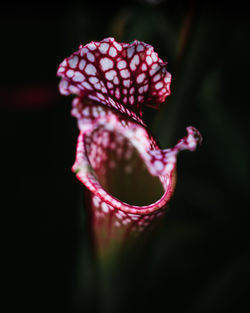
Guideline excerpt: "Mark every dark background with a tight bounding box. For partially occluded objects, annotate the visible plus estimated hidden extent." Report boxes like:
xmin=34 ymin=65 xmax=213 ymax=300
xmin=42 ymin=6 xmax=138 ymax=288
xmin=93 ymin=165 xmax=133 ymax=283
xmin=2 ymin=1 xmax=249 ymax=312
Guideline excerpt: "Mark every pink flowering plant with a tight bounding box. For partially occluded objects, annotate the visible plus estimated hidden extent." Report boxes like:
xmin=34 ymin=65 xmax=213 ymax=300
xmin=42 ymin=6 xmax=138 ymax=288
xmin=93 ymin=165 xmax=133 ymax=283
xmin=57 ymin=37 xmax=202 ymax=261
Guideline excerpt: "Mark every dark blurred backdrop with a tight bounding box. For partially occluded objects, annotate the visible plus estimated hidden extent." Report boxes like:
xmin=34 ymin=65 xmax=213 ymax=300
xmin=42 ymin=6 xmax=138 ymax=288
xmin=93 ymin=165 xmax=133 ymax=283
xmin=2 ymin=1 xmax=249 ymax=312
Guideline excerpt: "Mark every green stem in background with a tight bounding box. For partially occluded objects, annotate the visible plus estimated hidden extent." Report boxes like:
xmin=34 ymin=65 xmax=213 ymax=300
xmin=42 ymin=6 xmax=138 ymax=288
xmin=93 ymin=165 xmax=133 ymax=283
xmin=152 ymin=0 xmax=197 ymax=146
xmin=175 ymin=0 xmax=197 ymax=76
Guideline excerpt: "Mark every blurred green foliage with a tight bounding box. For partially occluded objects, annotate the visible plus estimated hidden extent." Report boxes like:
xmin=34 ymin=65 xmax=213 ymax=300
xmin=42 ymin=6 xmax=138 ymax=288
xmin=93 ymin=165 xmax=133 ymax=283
xmin=2 ymin=1 xmax=249 ymax=312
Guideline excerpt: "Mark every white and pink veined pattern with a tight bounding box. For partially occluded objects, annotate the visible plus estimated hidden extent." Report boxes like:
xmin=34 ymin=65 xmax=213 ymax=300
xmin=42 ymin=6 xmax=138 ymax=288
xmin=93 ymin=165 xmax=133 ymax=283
xmin=57 ymin=37 xmax=202 ymax=258
xmin=57 ymin=37 xmax=171 ymax=125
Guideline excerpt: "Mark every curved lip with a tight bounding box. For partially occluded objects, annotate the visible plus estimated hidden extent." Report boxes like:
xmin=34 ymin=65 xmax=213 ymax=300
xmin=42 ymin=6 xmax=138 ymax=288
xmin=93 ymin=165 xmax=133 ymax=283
xmin=72 ymin=129 xmax=176 ymax=215
xmin=75 ymin=170 xmax=175 ymax=215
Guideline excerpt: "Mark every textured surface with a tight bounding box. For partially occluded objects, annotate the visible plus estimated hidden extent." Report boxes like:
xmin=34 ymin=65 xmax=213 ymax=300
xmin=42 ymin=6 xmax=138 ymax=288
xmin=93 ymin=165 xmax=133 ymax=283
xmin=57 ymin=38 xmax=201 ymax=256
xmin=57 ymin=37 xmax=171 ymax=124
xmin=71 ymin=101 xmax=202 ymax=214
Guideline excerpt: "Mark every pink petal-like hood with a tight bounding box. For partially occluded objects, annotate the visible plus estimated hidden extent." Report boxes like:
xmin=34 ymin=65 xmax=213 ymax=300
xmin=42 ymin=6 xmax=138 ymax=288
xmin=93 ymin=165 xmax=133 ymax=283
xmin=57 ymin=37 xmax=171 ymax=125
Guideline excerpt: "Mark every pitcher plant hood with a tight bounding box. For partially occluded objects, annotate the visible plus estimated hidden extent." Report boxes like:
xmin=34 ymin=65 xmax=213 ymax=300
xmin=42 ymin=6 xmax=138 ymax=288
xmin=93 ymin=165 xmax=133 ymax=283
xmin=57 ymin=37 xmax=202 ymax=259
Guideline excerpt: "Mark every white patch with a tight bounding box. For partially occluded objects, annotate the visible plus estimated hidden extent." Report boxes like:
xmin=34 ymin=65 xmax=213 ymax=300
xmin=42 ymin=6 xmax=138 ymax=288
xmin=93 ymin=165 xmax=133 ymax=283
xmin=68 ymin=56 xmax=79 ymax=69
xmin=129 ymin=95 xmax=134 ymax=105
xmin=187 ymin=136 xmax=196 ymax=149
xmin=138 ymin=95 xmax=144 ymax=102
xmin=120 ymin=69 xmax=130 ymax=79
xmin=155 ymin=82 xmax=163 ymax=90
xmin=87 ymin=52 xmax=95 ymax=62
xmin=103 ymin=37 xmax=113 ymax=42
xmin=138 ymin=87 xmax=144 ymax=94
xmin=154 ymin=152 xmax=163 ymax=160
xmin=123 ymin=89 xmax=128 ymax=95
xmin=88 ymin=95 xmax=100 ymax=101
xmin=57 ymin=67 xmax=65 ymax=73
xmin=151 ymin=52 xmax=158 ymax=62
xmin=146 ymin=47 xmax=153 ymax=55
xmin=141 ymin=63 xmax=147 ymax=71
xmin=102 ymin=136 xmax=109 ymax=148
xmin=83 ymin=106 xmax=90 ymax=116
xmin=130 ymin=54 xmax=139 ymax=71
xmin=109 ymin=97 xmax=116 ymax=106
xmin=165 ymin=163 xmax=173 ymax=173
xmin=69 ymin=85 xmax=79 ymax=93
xmin=116 ymin=210 xmax=126 ymax=219
xmin=79 ymin=59 xmax=86 ymax=70
xmin=66 ymin=70 xmax=74 ymax=78
xmin=154 ymin=160 xmax=164 ymax=171
xmin=149 ymin=65 xmax=159 ymax=76
xmin=61 ymin=60 xmax=67 ymax=67
xmin=113 ymin=41 xmax=122 ymax=51
xmin=127 ymin=46 xmax=135 ymax=58
xmin=138 ymin=86 xmax=144 ymax=94
xmin=164 ymin=72 xmax=171 ymax=83
xmin=165 ymin=155 xmax=175 ymax=163
xmin=100 ymin=80 xmax=106 ymax=87
xmin=128 ymin=214 xmax=140 ymax=221
xmin=136 ymin=44 xmax=144 ymax=52
xmin=99 ymin=108 xmax=106 ymax=116
xmin=93 ymin=195 xmax=100 ymax=207
xmin=136 ymin=73 xmax=145 ymax=84
xmin=88 ymin=43 xmax=96 ymax=51
xmin=92 ymin=107 xmax=99 ymax=118
xmin=123 ymin=218 xmax=131 ymax=225
xmin=153 ymin=73 xmax=161 ymax=82
xmin=102 ymin=87 xmax=108 ymax=93
xmin=105 ymin=70 xmax=117 ymax=81
xmin=94 ymin=83 xmax=101 ymax=90
xmin=80 ymin=47 xmax=89 ymax=56
xmin=89 ymin=76 xmax=99 ymax=84
xmin=59 ymin=80 xmax=69 ymax=94
xmin=143 ymin=84 xmax=149 ymax=92
xmin=129 ymin=87 xmax=135 ymax=94
xmin=123 ymin=79 xmax=131 ymax=88
xmin=113 ymin=76 xmax=119 ymax=85
xmin=109 ymin=47 xmax=117 ymax=57
xmin=115 ymin=88 xmax=120 ymax=99
xmin=85 ymin=64 xmax=97 ymax=75
xmin=146 ymin=56 xmax=152 ymax=65
xmin=73 ymin=71 xmax=85 ymax=82
xmin=81 ymin=81 xmax=93 ymax=90
xmin=71 ymin=107 xmax=80 ymax=118
xmin=100 ymin=57 xmax=114 ymax=71
xmin=99 ymin=43 xmax=109 ymax=54
xmin=107 ymin=82 xmax=113 ymax=89
xmin=101 ymin=86 xmax=108 ymax=93
xmin=96 ymin=92 xmax=105 ymax=100
xmin=117 ymin=60 xmax=127 ymax=69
